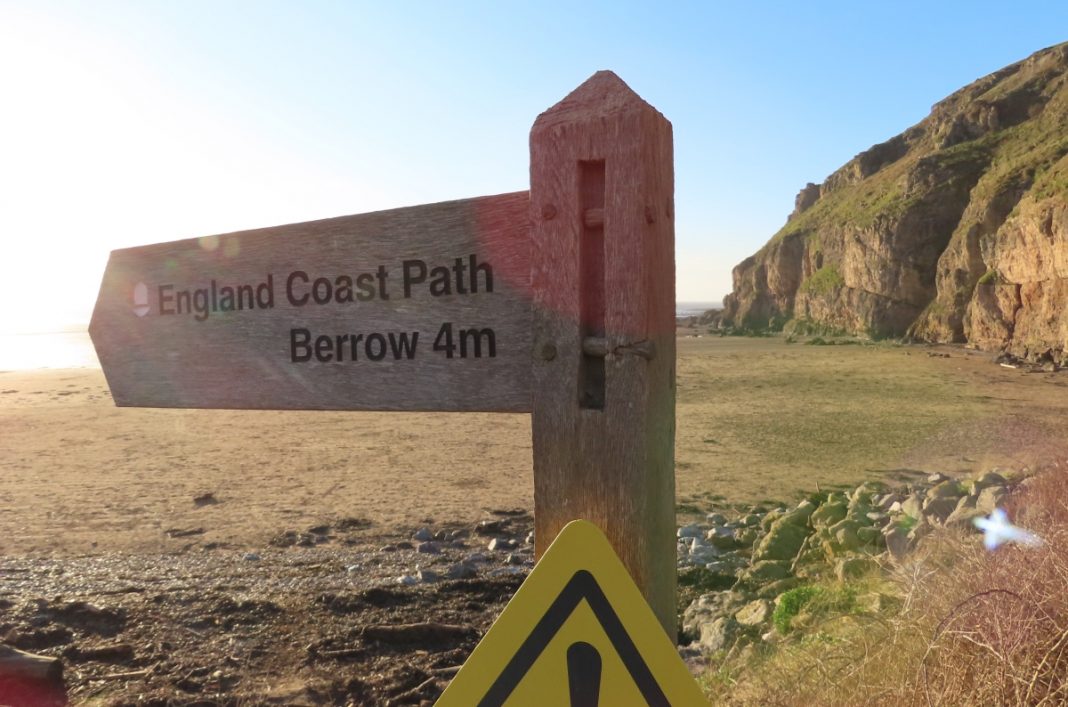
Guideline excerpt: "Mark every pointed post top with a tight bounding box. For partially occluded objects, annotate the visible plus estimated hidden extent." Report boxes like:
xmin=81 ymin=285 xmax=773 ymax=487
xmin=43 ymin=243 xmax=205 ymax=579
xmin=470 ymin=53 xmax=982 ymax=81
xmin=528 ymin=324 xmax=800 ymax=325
xmin=532 ymin=70 xmax=668 ymax=132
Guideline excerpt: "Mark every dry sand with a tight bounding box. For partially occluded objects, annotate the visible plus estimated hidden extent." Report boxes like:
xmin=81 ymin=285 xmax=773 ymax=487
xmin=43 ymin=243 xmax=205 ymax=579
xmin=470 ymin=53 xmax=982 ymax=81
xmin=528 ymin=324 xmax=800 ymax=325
xmin=0 ymin=368 xmax=533 ymax=556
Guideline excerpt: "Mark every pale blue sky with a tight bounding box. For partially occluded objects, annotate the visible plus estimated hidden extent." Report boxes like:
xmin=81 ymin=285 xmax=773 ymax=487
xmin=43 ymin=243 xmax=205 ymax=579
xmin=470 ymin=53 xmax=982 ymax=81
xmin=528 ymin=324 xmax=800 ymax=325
xmin=2 ymin=1 xmax=1066 ymax=330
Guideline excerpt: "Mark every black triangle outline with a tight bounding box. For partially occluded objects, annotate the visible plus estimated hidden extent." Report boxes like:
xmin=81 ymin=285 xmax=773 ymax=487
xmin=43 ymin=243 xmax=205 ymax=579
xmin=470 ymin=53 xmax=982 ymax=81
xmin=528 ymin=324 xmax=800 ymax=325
xmin=476 ymin=569 xmax=670 ymax=706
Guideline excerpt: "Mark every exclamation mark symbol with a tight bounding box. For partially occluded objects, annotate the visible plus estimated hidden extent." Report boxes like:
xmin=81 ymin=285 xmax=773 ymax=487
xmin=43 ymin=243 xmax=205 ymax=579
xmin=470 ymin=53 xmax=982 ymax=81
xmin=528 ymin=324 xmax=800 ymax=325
xmin=132 ymin=282 xmax=150 ymax=317
xmin=567 ymin=641 xmax=602 ymax=707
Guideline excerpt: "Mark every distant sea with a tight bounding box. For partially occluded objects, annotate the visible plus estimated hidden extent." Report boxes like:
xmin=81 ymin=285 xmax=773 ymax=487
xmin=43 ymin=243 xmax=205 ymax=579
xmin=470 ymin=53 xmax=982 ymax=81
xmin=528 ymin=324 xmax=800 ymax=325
xmin=676 ymin=301 xmax=722 ymax=318
xmin=0 ymin=328 xmax=99 ymax=371
xmin=2 ymin=306 xmax=723 ymax=371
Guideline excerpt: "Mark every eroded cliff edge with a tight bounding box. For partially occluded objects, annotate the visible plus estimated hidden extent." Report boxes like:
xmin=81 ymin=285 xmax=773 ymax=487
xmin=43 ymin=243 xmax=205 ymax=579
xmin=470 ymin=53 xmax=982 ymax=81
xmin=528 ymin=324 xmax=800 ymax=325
xmin=722 ymin=42 xmax=1068 ymax=362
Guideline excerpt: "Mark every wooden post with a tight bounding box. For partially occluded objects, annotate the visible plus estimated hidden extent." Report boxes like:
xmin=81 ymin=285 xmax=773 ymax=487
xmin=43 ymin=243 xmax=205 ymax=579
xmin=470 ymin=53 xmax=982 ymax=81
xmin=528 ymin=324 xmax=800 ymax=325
xmin=0 ymin=644 xmax=64 ymax=687
xmin=529 ymin=71 xmax=677 ymax=640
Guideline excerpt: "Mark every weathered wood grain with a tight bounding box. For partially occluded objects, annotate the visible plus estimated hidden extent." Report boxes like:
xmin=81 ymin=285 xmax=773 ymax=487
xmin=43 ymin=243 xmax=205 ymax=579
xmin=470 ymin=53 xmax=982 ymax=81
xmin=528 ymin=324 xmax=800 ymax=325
xmin=529 ymin=71 xmax=677 ymax=639
xmin=0 ymin=644 xmax=63 ymax=685
xmin=89 ymin=192 xmax=533 ymax=411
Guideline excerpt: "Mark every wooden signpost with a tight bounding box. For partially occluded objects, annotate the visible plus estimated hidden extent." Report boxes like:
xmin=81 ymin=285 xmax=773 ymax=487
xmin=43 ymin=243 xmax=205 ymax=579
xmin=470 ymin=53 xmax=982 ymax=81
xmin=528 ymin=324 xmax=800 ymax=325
xmin=90 ymin=72 xmax=678 ymax=641
xmin=90 ymin=193 xmax=531 ymax=411
xmin=529 ymin=72 xmax=677 ymax=638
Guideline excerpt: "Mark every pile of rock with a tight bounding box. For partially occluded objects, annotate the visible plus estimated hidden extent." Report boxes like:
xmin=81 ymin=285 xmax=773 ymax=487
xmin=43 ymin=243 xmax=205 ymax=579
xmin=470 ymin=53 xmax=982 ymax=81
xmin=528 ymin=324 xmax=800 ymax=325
xmin=391 ymin=515 xmax=534 ymax=586
xmin=993 ymin=351 xmax=1062 ymax=373
xmin=679 ymin=469 xmax=1018 ymax=656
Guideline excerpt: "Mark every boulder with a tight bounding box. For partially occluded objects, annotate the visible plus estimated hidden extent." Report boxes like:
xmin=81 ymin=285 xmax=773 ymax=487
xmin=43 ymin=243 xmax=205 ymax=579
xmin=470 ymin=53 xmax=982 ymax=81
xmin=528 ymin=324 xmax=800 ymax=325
xmin=970 ymin=470 xmax=1007 ymax=494
xmin=735 ymin=528 xmax=759 ymax=547
xmin=682 ymin=591 xmax=744 ymax=637
xmin=927 ymin=480 xmax=963 ymax=499
xmin=883 ymin=524 xmax=910 ymax=558
xmin=900 ymin=494 xmax=924 ymax=520
xmin=681 ymin=594 xmax=716 ymax=636
xmin=783 ymin=500 xmax=817 ymax=526
xmin=826 ymin=492 xmax=848 ymax=506
xmin=856 ymin=526 xmax=882 ymax=545
xmin=954 ymin=494 xmax=978 ymax=512
xmin=735 ymin=599 xmax=773 ymax=627
xmin=698 ymin=616 xmax=742 ymax=653
xmin=836 ymin=556 xmax=877 ymax=581
xmin=677 ymin=525 xmax=703 ymax=539
xmin=850 ymin=481 xmax=889 ymax=504
xmin=828 ymin=519 xmax=864 ymax=554
xmin=760 ymin=509 xmax=785 ymax=532
xmin=976 ymin=485 xmax=1007 ymax=513
xmin=705 ymin=526 xmax=738 ymax=551
xmin=846 ymin=503 xmax=874 ymax=525
xmin=907 ymin=522 xmax=933 ymax=546
xmin=446 ymin=562 xmax=477 ymax=579
xmin=736 ymin=560 xmax=791 ymax=589
xmin=865 ymin=511 xmax=890 ymax=527
xmin=752 ymin=519 xmax=809 ymax=562
xmin=944 ymin=505 xmax=985 ymax=531
xmin=689 ymin=544 xmax=719 ymax=564
xmin=810 ymin=501 xmax=847 ymax=528
xmin=757 ymin=577 xmax=802 ymax=600
xmin=923 ymin=496 xmax=958 ymax=524
xmin=877 ymin=493 xmax=905 ymax=511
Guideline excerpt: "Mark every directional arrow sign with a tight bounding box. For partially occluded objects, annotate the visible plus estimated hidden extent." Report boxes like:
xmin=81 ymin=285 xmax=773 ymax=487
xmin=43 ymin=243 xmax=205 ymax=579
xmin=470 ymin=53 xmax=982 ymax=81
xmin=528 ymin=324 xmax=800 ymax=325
xmin=89 ymin=70 xmax=683 ymax=643
xmin=436 ymin=520 xmax=708 ymax=706
xmin=89 ymin=192 xmax=532 ymax=411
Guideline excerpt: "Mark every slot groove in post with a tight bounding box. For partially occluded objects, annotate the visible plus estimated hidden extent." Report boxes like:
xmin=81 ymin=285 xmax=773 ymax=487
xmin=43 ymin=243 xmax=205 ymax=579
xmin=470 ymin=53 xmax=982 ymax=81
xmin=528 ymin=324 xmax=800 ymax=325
xmin=578 ymin=161 xmax=606 ymax=410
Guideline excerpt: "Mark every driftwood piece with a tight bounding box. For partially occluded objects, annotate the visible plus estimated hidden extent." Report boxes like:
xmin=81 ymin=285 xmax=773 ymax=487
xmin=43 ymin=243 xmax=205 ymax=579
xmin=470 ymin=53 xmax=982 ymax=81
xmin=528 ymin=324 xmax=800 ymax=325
xmin=361 ymin=622 xmax=476 ymax=644
xmin=98 ymin=668 xmax=150 ymax=681
xmin=384 ymin=676 xmax=440 ymax=706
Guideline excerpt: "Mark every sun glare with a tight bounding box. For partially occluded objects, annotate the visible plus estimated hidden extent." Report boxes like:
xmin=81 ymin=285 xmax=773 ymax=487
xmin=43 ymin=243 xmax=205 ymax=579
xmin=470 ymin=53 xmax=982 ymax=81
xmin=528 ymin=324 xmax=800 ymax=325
xmin=0 ymin=6 xmax=390 ymax=340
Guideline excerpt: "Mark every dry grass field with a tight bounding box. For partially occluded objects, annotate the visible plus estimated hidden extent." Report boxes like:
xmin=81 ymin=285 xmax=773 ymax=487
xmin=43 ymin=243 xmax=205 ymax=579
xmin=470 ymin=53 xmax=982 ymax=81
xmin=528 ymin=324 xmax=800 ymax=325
xmin=674 ymin=336 xmax=1068 ymax=515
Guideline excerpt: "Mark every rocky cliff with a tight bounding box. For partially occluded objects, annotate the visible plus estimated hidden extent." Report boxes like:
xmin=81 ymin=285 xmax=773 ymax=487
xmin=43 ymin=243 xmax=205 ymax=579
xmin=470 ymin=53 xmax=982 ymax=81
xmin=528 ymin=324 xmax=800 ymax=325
xmin=722 ymin=42 xmax=1068 ymax=362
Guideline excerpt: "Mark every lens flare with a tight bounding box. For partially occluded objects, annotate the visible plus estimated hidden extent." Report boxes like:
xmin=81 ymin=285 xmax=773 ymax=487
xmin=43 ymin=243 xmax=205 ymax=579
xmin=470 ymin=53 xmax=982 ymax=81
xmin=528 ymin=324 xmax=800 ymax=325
xmin=223 ymin=237 xmax=240 ymax=258
xmin=973 ymin=507 xmax=1044 ymax=550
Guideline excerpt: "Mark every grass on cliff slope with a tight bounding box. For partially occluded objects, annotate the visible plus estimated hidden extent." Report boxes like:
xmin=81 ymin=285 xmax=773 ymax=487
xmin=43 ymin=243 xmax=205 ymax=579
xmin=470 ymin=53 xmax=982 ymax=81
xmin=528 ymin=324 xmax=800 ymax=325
xmin=763 ymin=155 xmax=917 ymax=252
xmin=758 ymin=66 xmax=1068 ymax=259
xmin=798 ymin=265 xmax=844 ymax=296
xmin=673 ymin=337 xmax=1068 ymax=513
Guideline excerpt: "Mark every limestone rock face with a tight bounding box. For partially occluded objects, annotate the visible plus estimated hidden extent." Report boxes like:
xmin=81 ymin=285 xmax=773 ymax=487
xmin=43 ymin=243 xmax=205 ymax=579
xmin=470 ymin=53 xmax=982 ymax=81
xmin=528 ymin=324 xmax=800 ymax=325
xmin=722 ymin=42 xmax=1068 ymax=360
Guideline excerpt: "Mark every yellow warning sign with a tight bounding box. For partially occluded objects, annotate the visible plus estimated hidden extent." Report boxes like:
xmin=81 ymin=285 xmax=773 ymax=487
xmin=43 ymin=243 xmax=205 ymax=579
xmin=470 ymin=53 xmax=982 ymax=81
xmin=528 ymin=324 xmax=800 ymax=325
xmin=437 ymin=520 xmax=708 ymax=706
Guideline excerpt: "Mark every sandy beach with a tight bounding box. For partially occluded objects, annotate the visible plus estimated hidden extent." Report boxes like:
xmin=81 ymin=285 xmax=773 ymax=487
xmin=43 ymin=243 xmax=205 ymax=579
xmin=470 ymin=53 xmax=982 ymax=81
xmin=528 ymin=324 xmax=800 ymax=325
xmin=4 ymin=335 xmax=1068 ymax=704
xmin=4 ymin=336 xmax=1068 ymax=558
xmin=0 ymin=367 xmax=533 ymax=557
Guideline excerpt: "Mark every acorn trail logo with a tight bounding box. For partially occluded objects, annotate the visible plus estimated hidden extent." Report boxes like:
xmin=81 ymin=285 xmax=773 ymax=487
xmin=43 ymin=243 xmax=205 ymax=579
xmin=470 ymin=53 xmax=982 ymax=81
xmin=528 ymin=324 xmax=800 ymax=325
xmin=132 ymin=282 xmax=150 ymax=317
